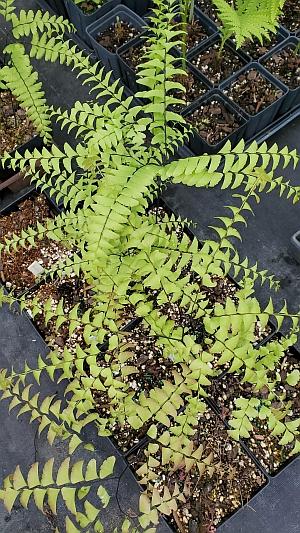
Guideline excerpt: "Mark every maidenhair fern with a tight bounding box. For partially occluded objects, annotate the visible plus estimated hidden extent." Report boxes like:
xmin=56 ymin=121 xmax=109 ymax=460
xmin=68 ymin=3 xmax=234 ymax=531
xmin=212 ymin=0 xmax=286 ymax=48
xmin=0 ymin=0 xmax=299 ymax=531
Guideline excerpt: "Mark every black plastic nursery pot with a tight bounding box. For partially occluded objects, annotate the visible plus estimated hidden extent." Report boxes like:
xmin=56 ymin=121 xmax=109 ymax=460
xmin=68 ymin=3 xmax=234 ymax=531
xmin=0 ymin=187 xmax=61 ymax=222
xmin=279 ymin=0 xmax=300 ymax=35
xmin=194 ymin=0 xmax=221 ymax=27
xmin=64 ymin=0 xmax=120 ymax=45
xmin=86 ymin=5 xmax=146 ymax=78
xmin=0 ymin=135 xmax=43 ymax=196
xmin=220 ymin=63 xmax=288 ymax=140
xmin=233 ymin=26 xmax=289 ymax=62
xmin=0 ymin=187 xmax=62 ymax=297
xmin=260 ymin=37 xmax=300 ymax=116
xmin=118 ymin=34 xmax=212 ymax=101
xmin=125 ymin=398 xmax=269 ymax=533
xmin=120 ymin=0 xmax=153 ymax=17
xmin=172 ymin=6 xmax=218 ymax=57
xmin=187 ymin=33 xmax=250 ymax=87
xmin=182 ymin=89 xmax=247 ymax=155
xmin=40 ymin=0 xmax=69 ymax=17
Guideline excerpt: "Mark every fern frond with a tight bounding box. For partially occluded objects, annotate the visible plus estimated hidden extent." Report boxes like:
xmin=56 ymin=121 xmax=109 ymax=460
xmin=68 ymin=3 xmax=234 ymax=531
xmin=1 ymin=44 xmax=52 ymax=141
xmin=212 ymin=0 xmax=285 ymax=47
xmin=0 ymin=0 xmax=15 ymax=21
xmin=11 ymin=9 xmax=73 ymax=39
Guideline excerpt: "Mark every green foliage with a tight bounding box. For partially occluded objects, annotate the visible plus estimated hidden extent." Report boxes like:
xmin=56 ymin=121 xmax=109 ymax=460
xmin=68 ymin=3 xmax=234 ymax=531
xmin=0 ymin=0 xmax=299 ymax=531
xmin=212 ymin=0 xmax=286 ymax=48
xmin=1 ymin=44 xmax=52 ymax=141
xmin=0 ymin=0 xmax=15 ymax=21
xmin=0 ymin=456 xmax=115 ymax=532
xmin=0 ymin=6 xmax=73 ymax=142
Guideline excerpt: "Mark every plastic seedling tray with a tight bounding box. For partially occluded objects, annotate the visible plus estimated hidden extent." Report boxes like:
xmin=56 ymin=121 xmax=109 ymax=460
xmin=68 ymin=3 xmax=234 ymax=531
xmin=64 ymin=0 xmax=120 ymax=44
xmin=220 ymin=63 xmax=288 ymax=140
xmin=182 ymin=89 xmax=247 ymax=155
xmin=260 ymin=36 xmax=300 ymax=116
xmin=86 ymin=5 xmax=146 ymax=78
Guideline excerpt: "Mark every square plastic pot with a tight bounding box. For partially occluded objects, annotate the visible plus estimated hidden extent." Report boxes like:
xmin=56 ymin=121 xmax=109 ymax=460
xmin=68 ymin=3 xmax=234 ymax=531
xmin=119 ymin=34 xmax=212 ymax=103
xmin=231 ymin=26 xmax=289 ymax=62
xmin=0 ymin=135 xmax=44 ymax=197
xmin=173 ymin=6 xmax=218 ymax=57
xmin=39 ymin=0 xmax=69 ymax=17
xmin=187 ymin=33 xmax=250 ymax=87
xmin=260 ymin=37 xmax=300 ymax=116
xmin=86 ymin=5 xmax=146 ymax=78
xmin=220 ymin=63 xmax=288 ymax=140
xmin=120 ymin=0 xmax=152 ymax=17
xmin=182 ymin=89 xmax=247 ymax=155
xmin=65 ymin=0 xmax=120 ymax=45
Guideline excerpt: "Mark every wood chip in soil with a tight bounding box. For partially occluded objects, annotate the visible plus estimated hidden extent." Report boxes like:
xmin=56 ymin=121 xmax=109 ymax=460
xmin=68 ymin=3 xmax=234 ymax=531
xmin=129 ymin=408 xmax=266 ymax=531
xmin=96 ymin=20 xmax=140 ymax=52
xmin=191 ymin=41 xmax=247 ymax=85
xmin=264 ymin=45 xmax=300 ymax=90
xmin=187 ymin=99 xmax=242 ymax=145
xmin=209 ymin=349 xmax=300 ymax=473
xmin=224 ymin=69 xmax=284 ymax=115
xmin=0 ymin=91 xmax=35 ymax=155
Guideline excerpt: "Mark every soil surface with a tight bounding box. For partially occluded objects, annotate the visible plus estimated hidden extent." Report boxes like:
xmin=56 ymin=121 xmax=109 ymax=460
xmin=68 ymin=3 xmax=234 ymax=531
xmin=77 ymin=0 xmax=104 ymax=14
xmin=0 ymin=91 xmax=35 ymax=155
xmin=280 ymin=0 xmax=300 ymax=32
xmin=129 ymin=408 xmax=266 ymax=531
xmin=93 ymin=322 xmax=177 ymax=452
xmin=187 ymin=98 xmax=243 ymax=145
xmin=191 ymin=41 xmax=247 ymax=85
xmin=96 ymin=20 xmax=140 ymax=52
xmin=26 ymin=275 xmax=92 ymax=352
xmin=264 ymin=45 xmax=300 ymax=90
xmin=0 ymin=194 xmax=71 ymax=293
xmin=224 ymin=69 xmax=284 ymax=115
xmin=195 ymin=0 xmax=220 ymax=25
xmin=238 ymin=33 xmax=284 ymax=60
xmin=209 ymin=347 xmax=300 ymax=473
xmin=177 ymin=17 xmax=210 ymax=50
xmin=171 ymin=69 xmax=209 ymax=108
xmin=120 ymin=42 xmax=148 ymax=72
